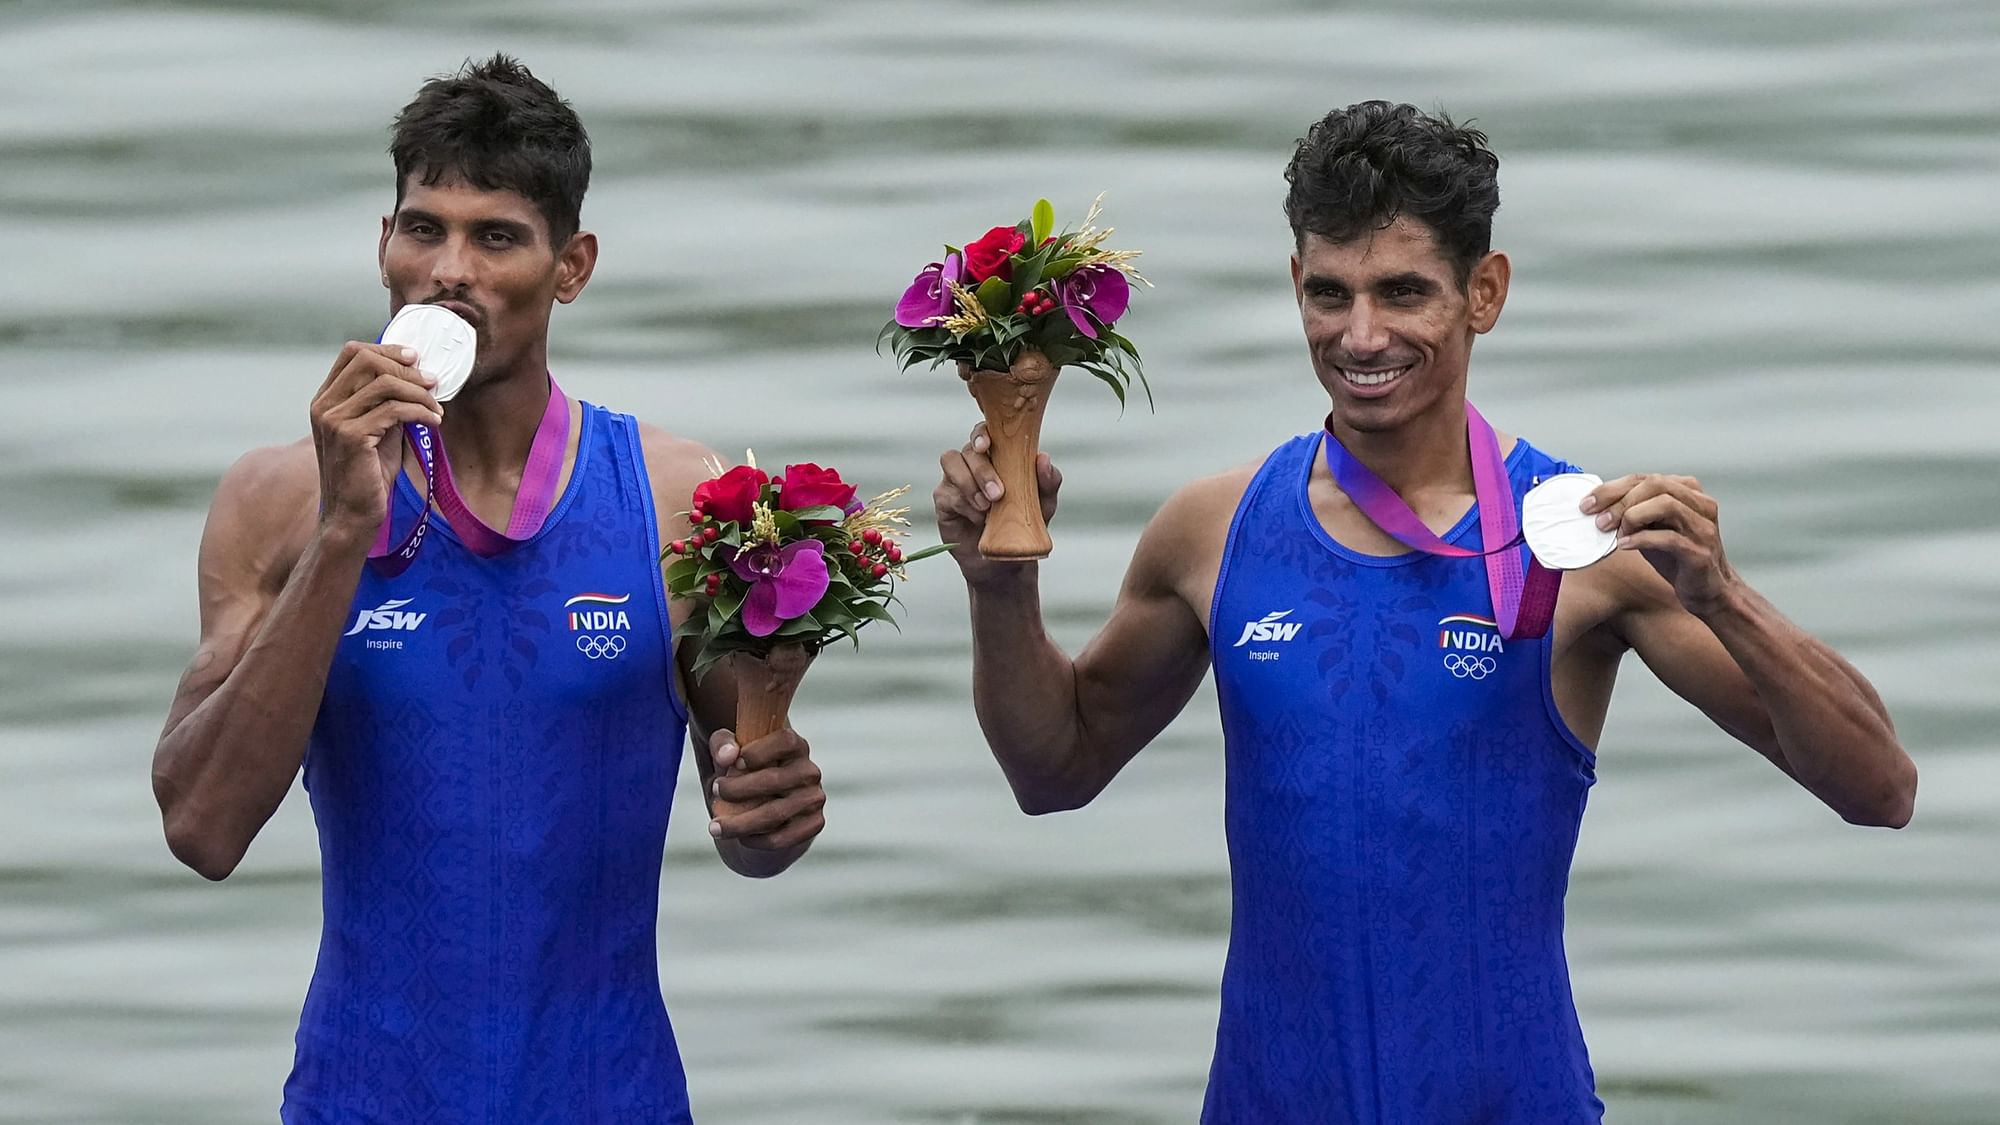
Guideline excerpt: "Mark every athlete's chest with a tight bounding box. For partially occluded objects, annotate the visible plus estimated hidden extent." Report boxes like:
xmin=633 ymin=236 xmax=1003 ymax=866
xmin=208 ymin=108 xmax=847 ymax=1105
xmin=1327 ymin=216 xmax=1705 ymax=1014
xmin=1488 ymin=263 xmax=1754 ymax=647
xmin=1211 ymin=539 xmax=1546 ymax=723
xmin=331 ymin=527 xmax=670 ymax=708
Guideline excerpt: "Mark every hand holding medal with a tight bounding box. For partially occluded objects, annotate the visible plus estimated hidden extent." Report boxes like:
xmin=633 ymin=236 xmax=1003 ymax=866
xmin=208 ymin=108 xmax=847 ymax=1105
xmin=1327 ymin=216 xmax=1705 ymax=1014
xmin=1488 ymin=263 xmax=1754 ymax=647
xmin=363 ymin=303 xmax=570 ymax=576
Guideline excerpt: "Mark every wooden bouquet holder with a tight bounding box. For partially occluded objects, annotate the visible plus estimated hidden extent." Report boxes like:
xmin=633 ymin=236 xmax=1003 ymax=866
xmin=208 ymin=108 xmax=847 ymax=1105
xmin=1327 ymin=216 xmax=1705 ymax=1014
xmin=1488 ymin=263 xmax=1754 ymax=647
xmin=713 ymin=643 xmax=815 ymax=821
xmin=961 ymin=347 xmax=1060 ymax=561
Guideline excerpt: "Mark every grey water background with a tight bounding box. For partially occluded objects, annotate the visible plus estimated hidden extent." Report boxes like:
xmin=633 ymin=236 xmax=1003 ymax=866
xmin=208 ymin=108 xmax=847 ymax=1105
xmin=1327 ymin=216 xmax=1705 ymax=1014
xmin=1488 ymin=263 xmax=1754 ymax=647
xmin=2 ymin=1 xmax=1997 ymax=1122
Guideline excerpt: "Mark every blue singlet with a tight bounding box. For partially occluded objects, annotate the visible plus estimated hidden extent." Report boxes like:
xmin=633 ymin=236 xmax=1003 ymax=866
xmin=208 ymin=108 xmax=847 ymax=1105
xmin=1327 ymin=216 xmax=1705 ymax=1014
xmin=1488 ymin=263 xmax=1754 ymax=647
xmin=285 ymin=403 xmax=694 ymax=1124
xmin=1202 ymin=431 xmax=1604 ymax=1124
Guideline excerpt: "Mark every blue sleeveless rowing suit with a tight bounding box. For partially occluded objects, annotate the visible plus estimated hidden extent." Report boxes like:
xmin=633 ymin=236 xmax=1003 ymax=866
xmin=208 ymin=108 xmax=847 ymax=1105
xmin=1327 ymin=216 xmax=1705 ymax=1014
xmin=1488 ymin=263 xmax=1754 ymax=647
xmin=1202 ymin=431 xmax=1603 ymax=1124
xmin=286 ymin=403 xmax=693 ymax=1124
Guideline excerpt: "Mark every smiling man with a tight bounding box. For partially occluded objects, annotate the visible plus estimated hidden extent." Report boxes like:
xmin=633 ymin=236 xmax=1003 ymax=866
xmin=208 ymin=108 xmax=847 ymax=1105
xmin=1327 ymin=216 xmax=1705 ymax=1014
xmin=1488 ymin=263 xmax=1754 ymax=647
xmin=150 ymin=56 xmax=825 ymax=1123
xmin=933 ymin=101 xmax=1916 ymax=1123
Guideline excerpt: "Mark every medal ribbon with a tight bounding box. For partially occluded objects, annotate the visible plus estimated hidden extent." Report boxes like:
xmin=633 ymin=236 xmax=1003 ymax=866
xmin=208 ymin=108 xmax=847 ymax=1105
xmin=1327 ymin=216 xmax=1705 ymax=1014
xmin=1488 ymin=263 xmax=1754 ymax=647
xmin=1322 ymin=401 xmax=1560 ymax=640
xmin=367 ymin=378 xmax=570 ymax=575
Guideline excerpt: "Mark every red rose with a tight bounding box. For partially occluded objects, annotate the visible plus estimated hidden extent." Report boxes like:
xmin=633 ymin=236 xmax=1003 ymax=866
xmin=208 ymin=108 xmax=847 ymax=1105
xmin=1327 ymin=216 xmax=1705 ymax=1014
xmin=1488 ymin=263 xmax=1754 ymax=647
xmin=691 ymin=464 xmax=769 ymax=526
xmin=962 ymin=225 xmax=1026 ymax=283
xmin=777 ymin=463 xmax=858 ymax=517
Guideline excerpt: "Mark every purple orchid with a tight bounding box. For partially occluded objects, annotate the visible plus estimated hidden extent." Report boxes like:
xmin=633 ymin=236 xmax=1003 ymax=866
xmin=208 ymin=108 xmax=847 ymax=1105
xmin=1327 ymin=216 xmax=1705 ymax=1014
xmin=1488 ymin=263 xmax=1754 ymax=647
xmin=725 ymin=538 xmax=831 ymax=637
xmin=1056 ymin=264 xmax=1131 ymax=339
xmin=894 ymin=252 xmax=964 ymax=328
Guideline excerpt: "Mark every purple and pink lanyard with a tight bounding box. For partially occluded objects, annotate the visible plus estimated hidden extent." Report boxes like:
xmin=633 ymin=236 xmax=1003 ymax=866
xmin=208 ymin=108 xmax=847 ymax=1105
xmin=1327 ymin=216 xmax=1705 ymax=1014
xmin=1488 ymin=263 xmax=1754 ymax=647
xmin=368 ymin=379 xmax=569 ymax=575
xmin=1323 ymin=402 xmax=1559 ymax=640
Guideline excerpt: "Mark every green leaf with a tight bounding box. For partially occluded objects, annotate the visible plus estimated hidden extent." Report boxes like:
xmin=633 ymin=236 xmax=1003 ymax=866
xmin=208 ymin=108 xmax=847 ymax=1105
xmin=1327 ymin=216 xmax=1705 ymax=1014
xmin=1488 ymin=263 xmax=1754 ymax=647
xmin=774 ymin=613 xmax=822 ymax=637
xmin=851 ymin=599 xmax=897 ymax=623
xmin=899 ymin=542 xmax=955 ymax=564
xmin=664 ymin=556 xmax=703 ymax=588
xmin=975 ymin=276 xmax=1012 ymax=316
xmin=1012 ymin=259 xmax=1044 ymax=303
xmin=689 ymin=645 xmax=731 ymax=683
xmin=1031 ymin=198 xmax=1055 ymax=243
xmin=787 ymin=505 xmax=846 ymax=523
xmin=1083 ymin=363 xmax=1129 ymax=408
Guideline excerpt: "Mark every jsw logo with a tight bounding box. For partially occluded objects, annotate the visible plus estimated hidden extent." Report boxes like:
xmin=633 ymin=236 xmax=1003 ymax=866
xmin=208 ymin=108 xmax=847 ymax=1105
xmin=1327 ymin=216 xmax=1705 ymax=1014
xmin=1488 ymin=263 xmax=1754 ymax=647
xmin=1234 ymin=610 xmax=1303 ymax=648
xmin=344 ymin=598 xmax=428 ymax=636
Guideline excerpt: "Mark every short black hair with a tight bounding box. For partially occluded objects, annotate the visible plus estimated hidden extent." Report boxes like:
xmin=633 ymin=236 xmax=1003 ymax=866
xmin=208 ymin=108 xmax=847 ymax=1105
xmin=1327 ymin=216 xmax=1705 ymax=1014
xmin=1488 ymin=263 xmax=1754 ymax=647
xmin=1283 ymin=101 xmax=1500 ymax=287
xmin=389 ymin=53 xmax=591 ymax=247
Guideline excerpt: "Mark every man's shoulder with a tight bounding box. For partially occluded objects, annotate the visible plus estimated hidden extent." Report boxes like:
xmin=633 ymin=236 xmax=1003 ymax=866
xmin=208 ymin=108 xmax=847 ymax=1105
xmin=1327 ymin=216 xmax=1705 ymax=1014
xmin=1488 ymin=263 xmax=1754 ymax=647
xmin=203 ymin=438 xmax=320 ymax=585
xmin=1154 ymin=459 xmax=1266 ymax=535
xmin=215 ymin=437 xmax=319 ymax=515
xmin=1130 ymin=458 xmax=1266 ymax=594
xmin=631 ymin=421 xmax=716 ymax=472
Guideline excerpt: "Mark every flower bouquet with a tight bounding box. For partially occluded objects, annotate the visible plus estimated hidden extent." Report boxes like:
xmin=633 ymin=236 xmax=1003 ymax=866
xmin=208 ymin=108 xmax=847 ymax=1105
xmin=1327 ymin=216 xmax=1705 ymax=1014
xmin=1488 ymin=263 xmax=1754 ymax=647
xmin=663 ymin=457 xmax=948 ymax=819
xmin=880 ymin=195 xmax=1148 ymax=560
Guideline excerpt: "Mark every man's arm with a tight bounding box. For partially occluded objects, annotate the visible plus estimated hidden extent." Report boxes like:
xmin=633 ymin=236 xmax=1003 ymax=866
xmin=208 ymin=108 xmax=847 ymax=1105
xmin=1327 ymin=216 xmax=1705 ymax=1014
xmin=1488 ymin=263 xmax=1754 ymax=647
xmin=937 ymin=428 xmax=1227 ymax=814
xmin=638 ymin=425 xmax=825 ymax=877
xmin=152 ymin=341 xmax=442 ymax=879
xmin=1586 ymin=473 xmax=1916 ymax=827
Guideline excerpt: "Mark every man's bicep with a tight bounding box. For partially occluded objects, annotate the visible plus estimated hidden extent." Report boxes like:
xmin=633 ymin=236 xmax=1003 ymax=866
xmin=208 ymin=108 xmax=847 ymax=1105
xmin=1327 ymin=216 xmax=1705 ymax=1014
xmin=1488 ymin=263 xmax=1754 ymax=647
xmin=1072 ymin=580 xmax=1212 ymax=755
xmin=1071 ymin=489 xmax=1217 ymax=760
xmin=164 ymin=453 xmax=296 ymax=733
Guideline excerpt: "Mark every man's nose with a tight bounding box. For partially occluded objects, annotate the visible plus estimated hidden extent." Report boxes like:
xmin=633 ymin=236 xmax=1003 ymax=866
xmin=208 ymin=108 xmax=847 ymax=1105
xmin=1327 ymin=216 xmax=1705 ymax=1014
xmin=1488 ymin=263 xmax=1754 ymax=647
xmin=1341 ymin=298 xmax=1391 ymax=358
xmin=429 ymin=235 xmax=477 ymax=292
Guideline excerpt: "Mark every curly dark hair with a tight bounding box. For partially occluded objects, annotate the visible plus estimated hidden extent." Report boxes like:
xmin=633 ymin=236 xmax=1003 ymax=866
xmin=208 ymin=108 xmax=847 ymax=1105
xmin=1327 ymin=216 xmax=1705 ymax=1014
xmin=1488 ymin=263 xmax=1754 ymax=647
xmin=1283 ymin=101 xmax=1500 ymax=287
xmin=389 ymin=54 xmax=591 ymax=247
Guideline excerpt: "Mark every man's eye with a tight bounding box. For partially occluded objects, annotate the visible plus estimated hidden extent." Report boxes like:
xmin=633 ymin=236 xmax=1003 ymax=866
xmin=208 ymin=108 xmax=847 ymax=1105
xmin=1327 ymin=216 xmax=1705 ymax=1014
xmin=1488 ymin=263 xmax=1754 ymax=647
xmin=482 ymin=231 xmax=514 ymax=246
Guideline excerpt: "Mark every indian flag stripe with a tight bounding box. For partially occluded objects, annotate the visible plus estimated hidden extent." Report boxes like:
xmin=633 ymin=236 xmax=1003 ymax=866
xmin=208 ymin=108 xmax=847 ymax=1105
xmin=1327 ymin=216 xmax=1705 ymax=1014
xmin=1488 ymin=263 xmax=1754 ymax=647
xmin=564 ymin=593 xmax=631 ymax=608
xmin=1437 ymin=614 xmax=1498 ymax=628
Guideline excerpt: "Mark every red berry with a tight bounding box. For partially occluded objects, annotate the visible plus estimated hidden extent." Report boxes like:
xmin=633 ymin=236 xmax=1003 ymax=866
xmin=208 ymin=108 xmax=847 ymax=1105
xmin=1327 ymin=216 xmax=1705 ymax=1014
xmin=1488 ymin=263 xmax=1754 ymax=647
xmin=849 ymin=540 xmax=866 ymax=555
xmin=870 ymin=563 xmax=889 ymax=579
xmin=703 ymin=527 xmax=720 ymax=543
xmin=863 ymin=528 xmax=882 ymax=545
xmin=670 ymin=539 xmax=686 ymax=554
xmin=887 ymin=545 xmax=902 ymax=562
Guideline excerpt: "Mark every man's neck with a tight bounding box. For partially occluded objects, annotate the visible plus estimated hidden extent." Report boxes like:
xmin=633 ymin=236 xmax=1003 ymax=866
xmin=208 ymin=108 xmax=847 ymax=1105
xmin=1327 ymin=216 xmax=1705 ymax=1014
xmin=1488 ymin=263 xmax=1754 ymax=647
xmin=1326 ymin=399 xmax=1472 ymax=499
xmin=437 ymin=358 xmax=553 ymax=486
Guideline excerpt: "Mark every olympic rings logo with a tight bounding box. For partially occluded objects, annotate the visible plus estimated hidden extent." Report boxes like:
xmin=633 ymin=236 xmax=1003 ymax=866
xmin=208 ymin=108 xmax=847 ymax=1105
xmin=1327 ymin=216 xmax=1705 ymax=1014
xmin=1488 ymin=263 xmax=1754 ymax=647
xmin=576 ymin=634 xmax=627 ymax=660
xmin=1443 ymin=653 xmax=1497 ymax=680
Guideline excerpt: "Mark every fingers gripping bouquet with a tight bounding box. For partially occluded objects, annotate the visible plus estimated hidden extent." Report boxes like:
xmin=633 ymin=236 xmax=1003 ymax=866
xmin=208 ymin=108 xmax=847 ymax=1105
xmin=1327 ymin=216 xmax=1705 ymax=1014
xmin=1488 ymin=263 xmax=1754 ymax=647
xmin=663 ymin=457 xmax=948 ymax=818
xmin=880 ymin=195 xmax=1149 ymax=560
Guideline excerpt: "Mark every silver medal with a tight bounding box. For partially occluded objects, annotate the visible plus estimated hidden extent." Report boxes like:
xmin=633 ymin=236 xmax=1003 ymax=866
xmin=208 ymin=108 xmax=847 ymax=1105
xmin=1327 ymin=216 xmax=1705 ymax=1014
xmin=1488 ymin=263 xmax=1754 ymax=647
xmin=380 ymin=304 xmax=477 ymax=403
xmin=1522 ymin=472 xmax=1618 ymax=570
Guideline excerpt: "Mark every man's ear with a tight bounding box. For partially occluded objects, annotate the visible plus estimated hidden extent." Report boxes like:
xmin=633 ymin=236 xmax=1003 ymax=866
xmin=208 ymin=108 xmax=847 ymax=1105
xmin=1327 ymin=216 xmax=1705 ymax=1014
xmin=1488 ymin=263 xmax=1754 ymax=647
xmin=378 ymin=215 xmax=393 ymax=285
xmin=555 ymin=231 xmax=599 ymax=304
xmin=1467 ymin=250 xmax=1510 ymax=334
